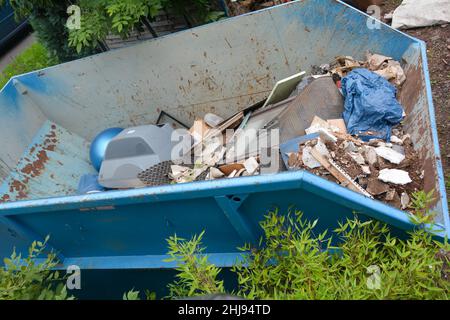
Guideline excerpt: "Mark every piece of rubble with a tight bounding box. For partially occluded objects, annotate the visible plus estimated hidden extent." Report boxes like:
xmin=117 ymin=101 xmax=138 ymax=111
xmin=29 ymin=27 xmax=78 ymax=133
xmin=361 ymin=165 xmax=371 ymax=175
xmin=374 ymin=60 xmax=406 ymax=87
xmin=327 ymin=118 xmax=347 ymax=134
xmin=170 ymin=165 xmax=190 ymax=179
xmin=392 ymin=144 xmax=405 ymax=155
xmin=228 ymin=169 xmax=238 ymax=178
xmin=310 ymin=147 xmax=373 ymax=198
xmin=375 ymin=146 xmax=405 ymax=164
xmin=243 ymin=157 xmax=259 ymax=175
xmin=358 ymin=176 xmax=368 ymax=188
xmin=364 ymin=147 xmax=378 ymax=165
xmin=401 ymin=192 xmax=410 ymax=209
xmin=204 ymin=113 xmax=224 ymax=128
xmin=385 ymin=189 xmax=396 ymax=201
xmin=349 ymin=152 xmax=366 ymax=165
xmin=386 ymin=190 xmax=402 ymax=209
xmin=378 ymin=168 xmax=412 ymax=185
xmin=209 ymin=167 xmax=225 ymax=179
xmin=170 ymin=164 xmax=208 ymax=183
xmin=390 ymin=135 xmax=403 ymax=145
xmin=366 ymin=177 xmax=390 ymax=196
xmin=302 ymin=146 xmax=321 ymax=169
xmin=305 ymin=116 xmax=332 ymax=135
xmin=288 ymin=152 xmax=301 ymax=168
xmin=317 ymin=128 xmax=337 ymax=143
xmin=401 ymin=134 xmax=411 ymax=143
xmin=343 ymin=141 xmax=358 ymax=153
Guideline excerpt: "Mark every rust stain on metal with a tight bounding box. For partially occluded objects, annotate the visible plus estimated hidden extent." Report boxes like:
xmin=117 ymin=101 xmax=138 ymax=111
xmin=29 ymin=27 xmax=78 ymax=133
xmin=0 ymin=126 xmax=59 ymax=203
xmin=398 ymin=61 xmax=422 ymax=115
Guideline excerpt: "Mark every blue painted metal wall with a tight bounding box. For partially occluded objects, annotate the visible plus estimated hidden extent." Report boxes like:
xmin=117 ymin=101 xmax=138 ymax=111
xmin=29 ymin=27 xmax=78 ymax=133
xmin=0 ymin=0 xmax=448 ymax=297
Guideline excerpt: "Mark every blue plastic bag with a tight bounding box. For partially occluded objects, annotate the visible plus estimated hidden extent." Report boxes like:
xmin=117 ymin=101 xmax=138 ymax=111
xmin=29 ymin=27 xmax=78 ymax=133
xmin=341 ymin=68 xmax=404 ymax=141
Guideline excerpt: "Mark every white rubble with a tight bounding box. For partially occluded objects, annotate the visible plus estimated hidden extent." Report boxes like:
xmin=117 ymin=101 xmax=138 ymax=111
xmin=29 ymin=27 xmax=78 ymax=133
xmin=375 ymin=146 xmax=405 ymax=164
xmin=364 ymin=147 xmax=378 ymax=165
xmin=390 ymin=135 xmax=403 ymax=145
xmin=361 ymin=165 xmax=371 ymax=175
xmin=378 ymin=169 xmax=412 ymax=185
xmin=243 ymin=157 xmax=259 ymax=175
xmin=349 ymin=152 xmax=366 ymax=165
xmin=401 ymin=192 xmax=410 ymax=209
xmin=302 ymin=146 xmax=321 ymax=169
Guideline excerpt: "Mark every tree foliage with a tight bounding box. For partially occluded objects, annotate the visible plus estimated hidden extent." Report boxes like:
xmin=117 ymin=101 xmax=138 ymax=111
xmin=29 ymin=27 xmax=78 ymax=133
xmin=2 ymin=0 xmax=224 ymax=60
xmin=68 ymin=0 xmax=224 ymax=53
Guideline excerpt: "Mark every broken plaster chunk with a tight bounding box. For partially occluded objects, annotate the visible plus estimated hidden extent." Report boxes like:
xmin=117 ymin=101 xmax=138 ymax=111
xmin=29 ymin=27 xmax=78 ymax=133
xmin=315 ymin=140 xmax=330 ymax=157
xmin=361 ymin=165 xmax=371 ymax=175
xmin=318 ymin=128 xmax=337 ymax=143
xmin=401 ymin=192 xmax=410 ymax=209
xmin=378 ymin=169 xmax=412 ymax=185
xmin=209 ymin=167 xmax=225 ymax=179
xmin=343 ymin=141 xmax=358 ymax=153
xmin=327 ymin=119 xmax=347 ymax=134
xmin=243 ymin=157 xmax=259 ymax=175
xmin=390 ymin=135 xmax=403 ymax=145
xmin=302 ymin=146 xmax=321 ymax=169
xmin=204 ymin=113 xmax=224 ymax=128
xmin=375 ymin=146 xmax=405 ymax=164
xmin=349 ymin=152 xmax=366 ymax=165
xmin=305 ymin=116 xmax=330 ymax=135
xmin=364 ymin=147 xmax=378 ymax=165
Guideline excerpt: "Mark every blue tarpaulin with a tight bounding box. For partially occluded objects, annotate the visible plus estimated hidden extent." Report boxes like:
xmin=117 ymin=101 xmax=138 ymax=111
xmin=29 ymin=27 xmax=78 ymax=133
xmin=341 ymin=68 xmax=404 ymax=141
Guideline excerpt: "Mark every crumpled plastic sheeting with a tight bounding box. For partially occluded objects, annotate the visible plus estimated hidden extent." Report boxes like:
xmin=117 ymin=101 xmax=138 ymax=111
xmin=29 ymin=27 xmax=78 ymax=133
xmin=392 ymin=0 xmax=450 ymax=29
xmin=341 ymin=69 xmax=404 ymax=141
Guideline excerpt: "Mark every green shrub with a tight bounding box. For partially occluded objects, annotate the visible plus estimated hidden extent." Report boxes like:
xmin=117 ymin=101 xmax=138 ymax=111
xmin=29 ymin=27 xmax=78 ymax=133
xmin=0 ymin=42 xmax=57 ymax=89
xmin=159 ymin=211 xmax=449 ymax=300
xmin=3 ymin=1 xmax=99 ymax=62
xmin=0 ymin=236 xmax=72 ymax=300
xmin=68 ymin=0 xmax=224 ymax=53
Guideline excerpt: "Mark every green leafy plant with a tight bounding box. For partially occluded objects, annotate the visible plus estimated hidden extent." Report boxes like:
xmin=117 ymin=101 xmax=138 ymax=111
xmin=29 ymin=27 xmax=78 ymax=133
xmin=163 ymin=210 xmax=450 ymax=300
xmin=164 ymin=231 xmax=225 ymax=298
xmin=68 ymin=0 xmax=224 ymax=53
xmin=0 ymin=236 xmax=73 ymax=300
xmin=123 ymin=288 xmax=156 ymax=300
xmin=3 ymin=0 xmax=99 ymax=62
xmin=0 ymin=42 xmax=57 ymax=89
xmin=409 ymin=189 xmax=437 ymax=225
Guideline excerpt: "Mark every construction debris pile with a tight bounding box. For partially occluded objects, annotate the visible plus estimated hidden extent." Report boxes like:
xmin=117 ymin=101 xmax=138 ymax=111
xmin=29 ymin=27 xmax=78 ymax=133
xmin=83 ymin=50 xmax=425 ymax=213
xmin=284 ymin=118 xmax=423 ymax=211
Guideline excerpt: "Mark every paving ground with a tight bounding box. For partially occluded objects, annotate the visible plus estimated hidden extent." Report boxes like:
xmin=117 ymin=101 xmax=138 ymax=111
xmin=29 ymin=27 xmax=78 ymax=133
xmin=0 ymin=32 xmax=35 ymax=72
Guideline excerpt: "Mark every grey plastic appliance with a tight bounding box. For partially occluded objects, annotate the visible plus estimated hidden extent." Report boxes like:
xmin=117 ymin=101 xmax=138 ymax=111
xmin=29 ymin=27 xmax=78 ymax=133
xmin=98 ymin=124 xmax=183 ymax=188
